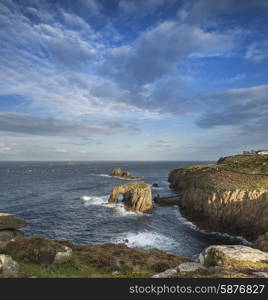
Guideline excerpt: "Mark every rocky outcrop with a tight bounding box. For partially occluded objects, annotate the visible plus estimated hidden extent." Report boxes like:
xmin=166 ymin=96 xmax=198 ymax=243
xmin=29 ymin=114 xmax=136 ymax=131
xmin=199 ymin=245 xmax=268 ymax=267
xmin=109 ymin=168 xmax=138 ymax=179
xmin=168 ymin=158 xmax=268 ymax=241
xmin=108 ymin=182 xmax=153 ymax=212
xmin=0 ymin=213 xmax=27 ymax=230
xmin=0 ymin=213 xmax=26 ymax=247
xmin=254 ymin=233 xmax=268 ymax=253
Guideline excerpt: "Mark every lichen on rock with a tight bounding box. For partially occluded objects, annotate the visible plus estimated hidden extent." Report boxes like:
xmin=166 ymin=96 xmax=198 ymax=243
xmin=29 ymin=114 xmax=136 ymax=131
xmin=108 ymin=182 xmax=153 ymax=212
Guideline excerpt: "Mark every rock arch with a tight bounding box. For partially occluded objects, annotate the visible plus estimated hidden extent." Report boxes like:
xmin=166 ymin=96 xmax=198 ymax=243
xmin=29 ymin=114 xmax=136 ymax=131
xmin=108 ymin=182 xmax=153 ymax=213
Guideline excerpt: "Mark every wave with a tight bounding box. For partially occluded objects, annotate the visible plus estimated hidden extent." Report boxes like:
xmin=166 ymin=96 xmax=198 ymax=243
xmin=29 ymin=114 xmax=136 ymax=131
xmin=174 ymin=210 xmax=251 ymax=245
xmin=80 ymin=195 xmax=109 ymax=206
xmin=80 ymin=194 xmax=147 ymax=217
xmin=113 ymin=231 xmax=178 ymax=252
xmin=92 ymin=173 xmax=143 ymax=181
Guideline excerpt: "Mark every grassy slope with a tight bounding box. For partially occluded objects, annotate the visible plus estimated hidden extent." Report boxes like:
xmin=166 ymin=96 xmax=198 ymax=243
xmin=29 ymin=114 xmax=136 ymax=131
xmin=0 ymin=236 xmax=191 ymax=278
xmin=171 ymin=154 xmax=268 ymax=192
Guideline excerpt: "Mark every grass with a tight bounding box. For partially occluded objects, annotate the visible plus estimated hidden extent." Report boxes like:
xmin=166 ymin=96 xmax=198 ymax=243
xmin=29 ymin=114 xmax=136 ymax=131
xmin=0 ymin=236 xmax=191 ymax=278
xmin=124 ymin=181 xmax=148 ymax=189
xmin=170 ymin=155 xmax=268 ymax=192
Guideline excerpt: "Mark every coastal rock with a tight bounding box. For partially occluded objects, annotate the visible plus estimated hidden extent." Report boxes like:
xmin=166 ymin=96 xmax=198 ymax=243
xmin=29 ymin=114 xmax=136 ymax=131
xmin=109 ymin=168 xmax=137 ymax=179
xmin=108 ymin=182 xmax=153 ymax=212
xmin=54 ymin=246 xmax=72 ymax=264
xmin=199 ymin=245 xmax=268 ymax=267
xmin=0 ymin=213 xmax=27 ymax=230
xmin=0 ymin=229 xmax=24 ymax=246
xmin=254 ymin=233 xmax=268 ymax=253
xmin=110 ymin=168 xmax=124 ymax=177
xmin=0 ymin=255 xmax=19 ymax=275
xmin=178 ymin=262 xmax=206 ymax=273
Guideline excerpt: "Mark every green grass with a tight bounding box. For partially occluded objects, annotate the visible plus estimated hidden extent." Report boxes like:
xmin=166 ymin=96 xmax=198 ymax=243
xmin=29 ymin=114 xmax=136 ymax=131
xmin=171 ymin=155 xmax=268 ymax=192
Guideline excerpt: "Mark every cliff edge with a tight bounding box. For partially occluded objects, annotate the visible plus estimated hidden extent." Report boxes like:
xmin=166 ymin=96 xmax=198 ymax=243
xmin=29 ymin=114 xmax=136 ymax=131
xmin=168 ymin=154 xmax=268 ymax=241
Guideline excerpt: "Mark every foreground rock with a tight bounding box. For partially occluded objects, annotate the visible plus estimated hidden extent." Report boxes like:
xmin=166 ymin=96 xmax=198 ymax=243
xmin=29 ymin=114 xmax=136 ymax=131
xmin=109 ymin=168 xmax=138 ymax=179
xmin=254 ymin=233 xmax=268 ymax=253
xmin=0 ymin=254 xmax=19 ymax=275
xmin=199 ymin=245 xmax=268 ymax=266
xmin=0 ymin=213 xmax=27 ymax=230
xmin=108 ymin=182 xmax=153 ymax=213
xmin=153 ymin=245 xmax=268 ymax=278
xmin=168 ymin=154 xmax=268 ymax=241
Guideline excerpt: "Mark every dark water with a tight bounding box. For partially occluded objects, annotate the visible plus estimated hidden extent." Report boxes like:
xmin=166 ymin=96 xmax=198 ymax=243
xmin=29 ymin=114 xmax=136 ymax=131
xmin=0 ymin=161 xmax=247 ymax=258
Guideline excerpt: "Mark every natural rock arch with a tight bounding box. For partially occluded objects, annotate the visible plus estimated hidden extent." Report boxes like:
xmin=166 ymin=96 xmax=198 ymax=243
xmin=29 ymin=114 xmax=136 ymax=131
xmin=108 ymin=182 xmax=153 ymax=213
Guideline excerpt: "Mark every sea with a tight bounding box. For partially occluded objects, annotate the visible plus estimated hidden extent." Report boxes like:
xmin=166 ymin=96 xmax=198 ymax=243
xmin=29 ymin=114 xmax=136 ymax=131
xmin=0 ymin=161 xmax=248 ymax=258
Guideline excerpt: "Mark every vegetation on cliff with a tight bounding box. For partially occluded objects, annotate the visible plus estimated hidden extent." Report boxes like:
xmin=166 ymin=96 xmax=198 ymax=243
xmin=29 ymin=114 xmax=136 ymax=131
xmin=0 ymin=236 xmax=190 ymax=278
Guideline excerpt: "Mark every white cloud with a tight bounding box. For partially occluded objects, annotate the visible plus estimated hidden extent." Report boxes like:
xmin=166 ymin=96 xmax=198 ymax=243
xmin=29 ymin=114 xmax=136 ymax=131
xmin=0 ymin=143 xmax=12 ymax=153
xmin=245 ymin=41 xmax=268 ymax=63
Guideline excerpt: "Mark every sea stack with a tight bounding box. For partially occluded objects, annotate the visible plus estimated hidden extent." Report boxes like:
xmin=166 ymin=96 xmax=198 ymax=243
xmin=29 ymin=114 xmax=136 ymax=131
xmin=108 ymin=182 xmax=153 ymax=213
xmin=109 ymin=168 xmax=137 ymax=179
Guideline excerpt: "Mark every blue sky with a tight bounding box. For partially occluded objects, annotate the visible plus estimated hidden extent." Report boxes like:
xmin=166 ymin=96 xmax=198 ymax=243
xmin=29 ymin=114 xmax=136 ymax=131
xmin=0 ymin=0 xmax=268 ymax=161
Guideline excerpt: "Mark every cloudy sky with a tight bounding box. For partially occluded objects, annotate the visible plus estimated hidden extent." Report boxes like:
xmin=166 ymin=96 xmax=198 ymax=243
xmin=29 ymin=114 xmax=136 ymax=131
xmin=0 ymin=0 xmax=268 ymax=161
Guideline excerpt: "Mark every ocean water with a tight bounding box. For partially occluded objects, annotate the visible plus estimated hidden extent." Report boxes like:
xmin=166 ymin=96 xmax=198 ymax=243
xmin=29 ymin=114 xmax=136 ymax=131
xmin=0 ymin=161 xmax=247 ymax=258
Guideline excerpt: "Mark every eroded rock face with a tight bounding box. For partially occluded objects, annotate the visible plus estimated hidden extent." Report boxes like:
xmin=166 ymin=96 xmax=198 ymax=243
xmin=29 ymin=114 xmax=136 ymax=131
xmin=0 ymin=213 xmax=27 ymax=230
xmin=254 ymin=233 xmax=268 ymax=253
xmin=108 ymin=182 xmax=153 ymax=212
xmin=0 ymin=254 xmax=19 ymax=275
xmin=199 ymin=245 xmax=268 ymax=267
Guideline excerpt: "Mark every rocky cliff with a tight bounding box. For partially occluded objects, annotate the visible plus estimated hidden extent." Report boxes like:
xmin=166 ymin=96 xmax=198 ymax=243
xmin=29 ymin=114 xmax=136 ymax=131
xmin=168 ymin=155 xmax=268 ymax=241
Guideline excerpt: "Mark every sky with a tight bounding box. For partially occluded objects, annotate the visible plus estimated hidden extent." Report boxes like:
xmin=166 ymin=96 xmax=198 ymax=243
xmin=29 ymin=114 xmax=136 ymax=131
xmin=0 ymin=0 xmax=268 ymax=161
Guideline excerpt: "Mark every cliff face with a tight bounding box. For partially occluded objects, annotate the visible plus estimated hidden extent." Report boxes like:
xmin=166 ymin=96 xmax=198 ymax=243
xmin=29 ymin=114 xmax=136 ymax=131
xmin=168 ymin=156 xmax=268 ymax=241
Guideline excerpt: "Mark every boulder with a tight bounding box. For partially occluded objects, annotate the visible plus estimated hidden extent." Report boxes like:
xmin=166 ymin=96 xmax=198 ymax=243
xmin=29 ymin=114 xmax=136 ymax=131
xmin=254 ymin=233 xmax=268 ymax=253
xmin=108 ymin=182 xmax=153 ymax=213
xmin=0 ymin=254 xmax=19 ymax=275
xmin=0 ymin=213 xmax=27 ymax=230
xmin=199 ymin=245 xmax=268 ymax=267
xmin=54 ymin=246 xmax=72 ymax=264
